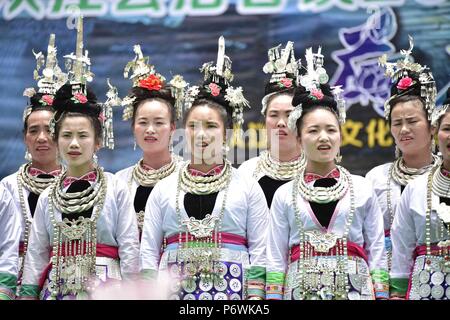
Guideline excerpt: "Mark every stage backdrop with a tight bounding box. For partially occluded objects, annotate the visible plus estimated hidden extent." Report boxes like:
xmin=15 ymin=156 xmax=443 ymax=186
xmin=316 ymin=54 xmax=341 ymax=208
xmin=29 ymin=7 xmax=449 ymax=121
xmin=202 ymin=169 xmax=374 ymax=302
xmin=0 ymin=0 xmax=448 ymax=177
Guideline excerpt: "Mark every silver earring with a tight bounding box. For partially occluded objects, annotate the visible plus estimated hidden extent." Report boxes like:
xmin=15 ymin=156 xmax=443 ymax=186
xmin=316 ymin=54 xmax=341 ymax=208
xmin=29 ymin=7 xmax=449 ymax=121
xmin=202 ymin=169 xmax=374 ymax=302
xmin=222 ymin=143 xmax=230 ymax=160
xmin=169 ymin=135 xmax=173 ymax=153
xmin=395 ymin=145 xmax=401 ymax=158
xmin=24 ymin=149 xmax=32 ymax=162
xmin=93 ymin=153 xmax=98 ymax=165
xmin=335 ymin=149 xmax=342 ymax=164
xmin=133 ymin=139 xmax=137 ymax=151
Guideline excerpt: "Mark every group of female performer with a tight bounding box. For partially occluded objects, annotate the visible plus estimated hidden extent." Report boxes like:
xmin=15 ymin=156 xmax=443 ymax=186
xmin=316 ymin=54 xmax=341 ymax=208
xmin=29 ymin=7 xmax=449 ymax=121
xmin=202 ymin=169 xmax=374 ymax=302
xmin=0 ymin=16 xmax=448 ymax=300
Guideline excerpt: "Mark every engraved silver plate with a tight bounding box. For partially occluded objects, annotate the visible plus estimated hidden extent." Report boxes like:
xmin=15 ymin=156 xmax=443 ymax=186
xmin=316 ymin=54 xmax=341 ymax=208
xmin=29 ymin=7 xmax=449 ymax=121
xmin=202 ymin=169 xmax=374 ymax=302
xmin=419 ymin=270 xmax=430 ymax=284
xmin=321 ymin=273 xmax=333 ymax=287
xmin=292 ymin=287 xmax=304 ymax=300
xmin=229 ymin=264 xmax=241 ymax=278
xmin=199 ymin=278 xmax=213 ymax=292
xmin=181 ymin=279 xmax=196 ymax=293
xmin=214 ymin=292 xmax=228 ymax=300
xmin=431 ymin=285 xmax=444 ymax=299
xmin=214 ymin=262 xmax=228 ymax=277
xmin=199 ymin=292 xmax=212 ymax=300
xmin=229 ymin=278 xmax=242 ymax=292
xmin=419 ymin=284 xmax=431 ymax=298
xmin=230 ymin=293 xmax=241 ymax=300
xmin=214 ymin=277 xmax=228 ymax=292
xmin=348 ymin=290 xmax=361 ymax=300
xmin=431 ymin=271 xmax=444 ymax=285
xmin=349 ymin=274 xmax=362 ymax=291
xmin=183 ymin=293 xmax=196 ymax=300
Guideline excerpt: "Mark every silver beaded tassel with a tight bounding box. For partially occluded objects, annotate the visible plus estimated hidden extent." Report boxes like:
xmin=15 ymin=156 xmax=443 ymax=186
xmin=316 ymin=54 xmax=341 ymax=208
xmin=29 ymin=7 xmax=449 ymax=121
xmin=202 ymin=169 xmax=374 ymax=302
xmin=101 ymin=79 xmax=121 ymax=150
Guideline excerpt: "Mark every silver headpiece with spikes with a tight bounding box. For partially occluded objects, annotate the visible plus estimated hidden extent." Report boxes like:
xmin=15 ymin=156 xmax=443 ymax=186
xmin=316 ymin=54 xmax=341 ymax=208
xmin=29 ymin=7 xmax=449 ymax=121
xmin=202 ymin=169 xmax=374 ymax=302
xmin=261 ymin=41 xmax=300 ymax=115
xmin=63 ymin=15 xmax=94 ymax=96
xmin=22 ymin=34 xmax=67 ymax=121
xmin=379 ymin=35 xmax=436 ymax=120
xmin=121 ymin=44 xmax=186 ymax=121
xmin=288 ymin=47 xmax=346 ymax=133
xmin=185 ymin=36 xmax=250 ymax=129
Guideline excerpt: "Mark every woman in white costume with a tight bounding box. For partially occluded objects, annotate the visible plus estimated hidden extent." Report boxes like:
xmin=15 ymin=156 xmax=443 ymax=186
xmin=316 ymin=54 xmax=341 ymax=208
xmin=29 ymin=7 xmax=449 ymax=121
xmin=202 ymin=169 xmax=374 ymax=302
xmin=140 ymin=37 xmax=268 ymax=300
xmin=0 ymin=185 xmax=21 ymax=300
xmin=115 ymin=45 xmax=185 ymax=235
xmin=266 ymin=47 xmax=388 ymax=300
xmin=366 ymin=37 xmax=439 ymax=267
xmin=390 ymin=88 xmax=450 ymax=300
xmin=1 ymin=34 xmax=65 ymax=287
xmin=19 ymin=18 xmax=139 ymax=300
xmin=238 ymin=41 xmax=305 ymax=208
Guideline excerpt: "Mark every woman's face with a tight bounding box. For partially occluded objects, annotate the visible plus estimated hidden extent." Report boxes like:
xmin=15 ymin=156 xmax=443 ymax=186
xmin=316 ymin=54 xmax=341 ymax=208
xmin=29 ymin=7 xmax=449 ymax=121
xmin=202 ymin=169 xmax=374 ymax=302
xmin=24 ymin=110 xmax=58 ymax=166
xmin=133 ymin=100 xmax=175 ymax=155
xmin=58 ymin=116 xmax=100 ymax=171
xmin=265 ymin=94 xmax=299 ymax=155
xmin=390 ymin=100 xmax=432 ymax=156
xmin=299 ymin=108 xmax=341 ymax=164
xmin=437 ymin=112 xmax=450 ymax=165
xmin=185 ymin=104 xmax=225 ymax=165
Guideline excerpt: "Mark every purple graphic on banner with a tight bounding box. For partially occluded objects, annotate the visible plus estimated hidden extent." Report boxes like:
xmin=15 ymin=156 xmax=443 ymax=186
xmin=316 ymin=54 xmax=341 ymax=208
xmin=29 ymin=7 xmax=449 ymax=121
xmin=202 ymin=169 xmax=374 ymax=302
xmin=331 ymin=7 xmax=398 ymax=117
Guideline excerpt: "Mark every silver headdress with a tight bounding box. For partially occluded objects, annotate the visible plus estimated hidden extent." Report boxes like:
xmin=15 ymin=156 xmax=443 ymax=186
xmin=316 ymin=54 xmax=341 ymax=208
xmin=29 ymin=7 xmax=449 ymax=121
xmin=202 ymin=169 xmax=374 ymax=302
xmin=288 ymin=47 xmax=346 ymax=133
xmin=63 ymin=15 xmax=94 ymax=96
xmin=101 ymin=79 xmax=121 ymax=149
xmin=22 ymin=33 xmax=67 ymax=121
xmin=261 ymin=41 xmax=300 ymax=115
xmin=122 ymin=44 xmax=186 ymax=121
xmin=378 ymin=35 xmax=436 ymax=120
xmin=431 ymin=88 xmax=450 ymax=127
xmin=184 ymin=36 xmax=250 ymax=129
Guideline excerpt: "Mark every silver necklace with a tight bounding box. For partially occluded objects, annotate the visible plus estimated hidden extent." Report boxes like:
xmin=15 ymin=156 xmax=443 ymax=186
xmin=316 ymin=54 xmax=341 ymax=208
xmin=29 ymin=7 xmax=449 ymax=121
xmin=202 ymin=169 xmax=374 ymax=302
xmin=253 ymin=150 xmax=306 ymax=181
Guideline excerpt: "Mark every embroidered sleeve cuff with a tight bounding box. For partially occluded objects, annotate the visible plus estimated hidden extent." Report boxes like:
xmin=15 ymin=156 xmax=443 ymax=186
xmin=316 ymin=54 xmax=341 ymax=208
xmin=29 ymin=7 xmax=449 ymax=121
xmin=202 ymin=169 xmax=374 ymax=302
xmin=18 ymin=284 xmax=40 ymax=299
xmin=390 ymin=277 xmax=409 ymax=298
xmin=371 ymin=269 xmax=390 ymax=299
xmin=247 ymin=266 xmax=265 ymax=300
xmin=0 ymin=273 xmax=17 ymax=300
xmin=266 ymin=271 xmax=285 ymax=300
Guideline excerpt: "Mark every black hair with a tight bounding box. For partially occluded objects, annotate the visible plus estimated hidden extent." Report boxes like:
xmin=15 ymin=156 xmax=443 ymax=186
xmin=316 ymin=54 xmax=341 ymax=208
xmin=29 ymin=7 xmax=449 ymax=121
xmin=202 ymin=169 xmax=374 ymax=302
xmin=292 ymin=84 xmax=340 ymax=135
xmin=52 ymin=83 xmax=102 ymax=144
xmin=128 ymin=84 xmax=175 ymax=126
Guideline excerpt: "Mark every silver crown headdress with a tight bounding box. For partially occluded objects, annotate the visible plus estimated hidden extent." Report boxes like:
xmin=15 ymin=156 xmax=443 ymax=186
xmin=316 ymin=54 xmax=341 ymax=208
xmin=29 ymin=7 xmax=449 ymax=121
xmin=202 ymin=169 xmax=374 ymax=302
xmin=261 ymin=41 xmax=300 ymax=115
xmin=288 ymin=47 xmax=346 ymax=133
xmin=378 ymin=35 xmax=436 ymax=121
xmin=121 ymin=44 xmax=186 ymax=121
xmin=184 ymin=36 xmax=250 ymax=129
xmin=22 ymin=33 xmax=67 ymax=121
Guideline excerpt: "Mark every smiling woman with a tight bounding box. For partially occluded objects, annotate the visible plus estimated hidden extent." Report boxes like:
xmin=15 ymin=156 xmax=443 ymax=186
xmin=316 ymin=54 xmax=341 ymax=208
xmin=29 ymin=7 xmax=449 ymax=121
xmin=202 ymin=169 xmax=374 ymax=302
xmin=18 ymin=17 xmax=139 ymax=300
xmin=266 ymin=47 xmax=388 ymax=301
xmin=139 ymin=36 xmax=268 ymax=301
xmin=1 ymin=34 xmax=64 ymax=294
xmin=115 ymin=45 xmax=185 ymax=235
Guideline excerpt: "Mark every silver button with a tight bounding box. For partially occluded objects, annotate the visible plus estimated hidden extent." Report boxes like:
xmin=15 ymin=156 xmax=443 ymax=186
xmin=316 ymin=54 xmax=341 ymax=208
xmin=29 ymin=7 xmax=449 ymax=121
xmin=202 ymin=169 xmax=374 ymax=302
xmin=214 ymin=292 xmax=228 ymax=300
xmin=229 ymin=263 xmax=241 ymax=278
xmin=431 ymin=285 xmax=444 ymax=299
xmin=199 ymin=292 xmax=212 ymax=300
xmin=214 ymin=277 xmax=228 ymax=292
xmin=229 ymin=278 xmax=242 ymax=293
xmin=183 ymin=293 xmax=196 ymax=300
xmin=419 ymin=284 xmax=431 ymax=298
